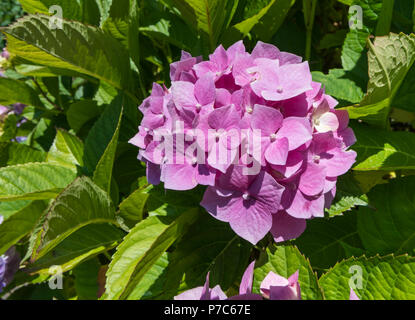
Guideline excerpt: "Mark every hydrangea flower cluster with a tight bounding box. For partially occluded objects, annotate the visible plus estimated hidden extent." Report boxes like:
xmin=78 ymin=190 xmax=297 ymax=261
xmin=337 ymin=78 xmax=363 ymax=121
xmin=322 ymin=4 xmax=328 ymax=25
xmin=174 ymin=262 xmax=359 ymax=300
xmin=130 ymin=41 xmax=356 ymax=245
xmin=0 ymin=216 xmax=21 ymax=293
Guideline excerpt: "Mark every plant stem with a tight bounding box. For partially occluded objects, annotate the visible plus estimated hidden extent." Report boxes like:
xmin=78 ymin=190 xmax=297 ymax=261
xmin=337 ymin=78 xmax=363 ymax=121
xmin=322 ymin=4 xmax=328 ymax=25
xmin=303 ymin=0 xmax=317 ymax=62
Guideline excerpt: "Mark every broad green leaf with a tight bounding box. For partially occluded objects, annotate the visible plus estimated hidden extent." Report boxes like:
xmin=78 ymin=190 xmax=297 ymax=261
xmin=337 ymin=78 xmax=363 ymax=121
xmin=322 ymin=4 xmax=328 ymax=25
xmin=162 ymin=213 xmax=252 ymax=299
xmin=128 ymin=253 xmax=169 ymax=300
xmin=357 ymin=177 xmax=415 ymax=256
xmin=0 ymin=200 xmax=46 ymax=255
xmin=4 ymin=15 xmax=136 ymax=100
xmin=222 ymin=0 xmax=295 ymax=45
xmin=30 ymin=177 xmax=117 ymax=261
xmin=295 ymin=213 xmax=364 ymax=272
xmin=47 ymin=129 xmax=84 ymax=170
xmin=18 ymin=0 xmax=101 ymax=26
xmin=67 ymin=100 xmax=101 ymax=133
xmin=312 ymin=69 xmax=364 ymax=106
xmin=0 ymin=77 xmax=42 ymax=108
xmin=172 ymin=0 xmax=238 ymax=50
xmin=83 ymin=98 xmax=122 ymax=176
xmin=253 ymin=245 xmax=323 ymax=300
xmin=326 ymin=173 xmax=368 ymax=217
xmin=104 ymin=209 xmax=198 ymax=300
xmin=0 ymin=142 xmax=46 ymax=166
xmin=92 ymin=105 xmax=123 ymax=194
xmin=341 ymin=0 xmax=383 ymax=89
xmin=29 ymin=224 xmax=124 ymax=274
xmin=320 ymin=255 xmax=415 ymax=300
xmin=73 ymin=258 xmax=101 ymax=300
xmin=346 ymin=33 xmax=415 ymax=127
xmin=352 ymin=124 xmax=415 ymax=171
xmin=139 ymin=1 xmax=198 ymax=50
xmin=0 ymin=163 xmax=76 ymax=201
xmin=0 ymin=200 xmax=32 ymax=220
xmin=117 ymin=185 xmax=151 ymax=229
xmin=375 ymin=0 xmax=394 ymax=36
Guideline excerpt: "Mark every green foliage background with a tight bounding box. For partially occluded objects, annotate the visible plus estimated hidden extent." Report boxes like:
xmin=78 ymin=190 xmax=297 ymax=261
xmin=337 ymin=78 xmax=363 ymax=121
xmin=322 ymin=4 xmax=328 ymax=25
xmin=0 ymin=0 xmax=415 ymax=300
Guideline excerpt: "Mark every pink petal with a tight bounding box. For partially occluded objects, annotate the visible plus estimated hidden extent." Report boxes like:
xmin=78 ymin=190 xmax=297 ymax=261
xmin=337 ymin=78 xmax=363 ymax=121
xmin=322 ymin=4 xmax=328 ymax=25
xmin=270 ymin=211 xmax=306 ymax=243
xmin=171 ymin=81 xmax=197 ymax=110
xmin=195 ymin=72 xmax=216 ymax=106
xmin=320 ymin=148 xmax=357 ymax=177
xmin=277 ymin=117 xmax=312 ymax=150
xmin=299 ymin=162 xmax=327 ymax=196
xmin=252 ymin=41 xmax=280 ymax=60
xmin=251 ymin=104 xmax=283 ymax=136
xmin=286 ymin=191 xmax=325 ymax=219
xmin=239 ymin=261 xmax=255 ymax=295
xmin=162 ymin=164 xmax=198 ymax=190
xmin=265 ymin=138 xmax=289 ymax=166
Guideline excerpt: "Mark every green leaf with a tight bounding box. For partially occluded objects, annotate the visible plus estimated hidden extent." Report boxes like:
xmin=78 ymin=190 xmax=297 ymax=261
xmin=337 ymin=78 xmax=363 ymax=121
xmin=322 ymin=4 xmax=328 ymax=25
xmin=357 ymin=177 xmax=415 ymax=256
xmin=139 ymin=2 xmax=198 ymax=50
xmin=73 ymin=258 xmax=101 ymax=300
xmin=172 ymin=0 xmax=238 ymax=50
xmin=319 ymin=255 xmax=415 ymax=300
xmin=326 ymin=173 xmax=368 ymax=217
xmin=0 ymin=200 xmax=46 ymax=255
xmin=312 ymin=69 xmax=364 ymax=106
xmin=0 ymin=77 xmax=42 ymax=108
xmin=352 ymin=124 xmax=415 ymax=171
xmin=29 ymin=224 xmax=124 ymax=274
xmin=4 ymin=15 xmax=136 ymax=100
xmin=375 ymin=0 xmax=394 ymax=36
xmin=128 ymin=253 xmax=169 ymax=300
xmin=30 ymin=177 xmax=117 ymax=261
xmin=346 ymin=33 xmax=415 ymax=127
xmin=222 ymin=0 xmax=295 ymax=45
xmin=295 ymin=213 xmax=364 ymax=272
xmin=0 ymin=163 xmax=76 ymax=201
xmin=162 ymin=213 xmax=252 ymax=299
xmin=92 ymin=104 xmax=123 ymax=194
xmin=104 ymin=209 xmax=198 ymax=300
xmin=83 ymin=98 xmax=122 ymax=176
xmin=67 ymin=100 xmax=101 ymax=133
xmin=46 ymin=129 xmax=84 ymax=170
xmin=0 ymin=200 xmax=32 ymax=220
xmin=253 ymin=244 xmax=323 ymax=300
xmin=117 ymin=185 xmax=151 ymax=229
xmin=0 ymin=142 xmax=46 ymax=166
xmin=18 ymin=0 xmax=101 ymax=26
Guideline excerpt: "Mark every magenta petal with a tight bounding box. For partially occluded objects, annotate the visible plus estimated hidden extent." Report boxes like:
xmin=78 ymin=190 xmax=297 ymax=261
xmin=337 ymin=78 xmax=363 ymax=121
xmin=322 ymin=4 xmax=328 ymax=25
xmin=210 ymin=45 xmax=229 ymax=71
xmin=162 ymin=164 xmax=198 ymax=190
xmin=270 ymin=211 xmax=306 ymax=243
xmin=252 ymin=41 xmax=280 ymax=60
xmin=171 ymin=81 xmax=197 ymax=110
xmin=195 ymin=73 xmax=216 ymax=106
xmin=174 ymin=287 xmax=204 ymax=300
xmin=146 ymin=162 xmax=161 ymax=185
xmin=286 ymin=191 xmax=325 ymax=219
xmin=277 ymin=117 xmax=312 ymax=150
xmin=299 ymin=162 xmax=326 ymax=196
xmin=239 ymin=261 xmax=255 ymax=295
xmin=251 ymin=104 xmax=283 ymax=135
xmin=265 ymin=138 xmax=289 ymax=166
xmin=200 ymin=187 xmax=241 ymax=222
xmin=320 ymin=149 xmax=357 ymax=177
xmin=208 ymin=105 xmax=241 ymax=130
xmin=228 ymin=202 xmax=273 ymax=245
xmin=228 ymin=293 xmax=263 ymax=300
xmin=350 ymin=288 xmax=360 ymax=300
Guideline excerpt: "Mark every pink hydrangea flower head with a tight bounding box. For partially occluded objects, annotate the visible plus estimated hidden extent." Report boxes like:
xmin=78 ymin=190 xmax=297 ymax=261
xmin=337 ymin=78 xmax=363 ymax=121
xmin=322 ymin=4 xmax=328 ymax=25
xmin=130 ymin=41 xmax=357 ymax=245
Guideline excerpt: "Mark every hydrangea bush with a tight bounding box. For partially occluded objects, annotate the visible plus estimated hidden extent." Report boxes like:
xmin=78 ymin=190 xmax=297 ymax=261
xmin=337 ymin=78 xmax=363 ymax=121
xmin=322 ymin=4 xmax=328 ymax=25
xmin=0 ymin=0 xmax=415 ymax=301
